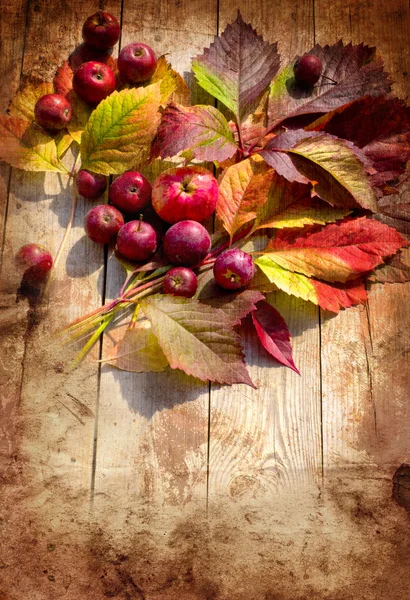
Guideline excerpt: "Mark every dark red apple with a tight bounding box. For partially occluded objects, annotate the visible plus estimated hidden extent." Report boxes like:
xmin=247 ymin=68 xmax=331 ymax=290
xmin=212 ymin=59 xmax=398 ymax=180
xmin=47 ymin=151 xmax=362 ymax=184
xmin=163 ymin=220 xmax=211 ymax=266
xmin=152 ymin=166 xmax=219 ymax=224
xmin=116 ymin=219 xmax=158 ymax=261
xmin=82 ymin=11 xmax=120 ymax=51
xmin=213 ymin=248 xmax=255 ymax=290
xmin=73 ymin=61 xmax=116 ymax=105
xmin=76 ymin=169 xmax=107 ymax=200
xmin=109 ymin=171 xmax=152 ymax=214
xmin=294 ymin=54 xmax=322 ymax=86
xmin=15 ymin=243 xmax=53 ymax=281
xmin=164 ymin=267 xmax=198 ymax=298
xmin=85 ymin=205 xmax=124 ymax=244
xmin=117 ymin=42 xmax=157 ymax=83
xmin=34 ymin=94 xmax=72 ymax=131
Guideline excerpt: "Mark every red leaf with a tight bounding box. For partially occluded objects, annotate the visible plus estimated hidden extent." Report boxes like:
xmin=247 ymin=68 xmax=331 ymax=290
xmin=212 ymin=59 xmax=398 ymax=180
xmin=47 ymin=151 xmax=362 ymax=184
xmin=54 ymin=61 xmax=73 ymax=97
xmin=251 ymin=300 xmax=300 ymax=374
xmin=312 ymin=278 xmax=368 ymax=312
xmin=201 ymin=289 xmax=265 ymax=325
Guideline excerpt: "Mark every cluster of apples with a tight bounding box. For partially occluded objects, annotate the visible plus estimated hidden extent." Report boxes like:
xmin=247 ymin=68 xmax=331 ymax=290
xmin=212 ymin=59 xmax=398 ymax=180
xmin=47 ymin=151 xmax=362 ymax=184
xmin=17 ymin=11 xmax=257 ymax=297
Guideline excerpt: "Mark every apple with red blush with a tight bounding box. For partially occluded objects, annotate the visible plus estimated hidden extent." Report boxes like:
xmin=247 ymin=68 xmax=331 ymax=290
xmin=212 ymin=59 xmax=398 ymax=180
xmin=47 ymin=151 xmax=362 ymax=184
xmin=73 ymin=61 xmax=116 ymax=105
xmin=34 ymin=94 xmax=72 ymax=131
xmin=164 ymin=267 xmax=198 ymax=298
xmin=116 ymin=219 xmax=158 ymax=262
xmin=15 ymin=243 xmax=53 ymax=281
xmin=82 ymin=11 xmax=120 ymax=51
xmin=76 ymin=170 xmax=107 ymax=200
xmin=118 ymin=42 xmax=157 ymax=83
xmin=213 ymin=248 xmax=255 ymax=290
xmin=109 ymin=171 xmax=152 ymax=214
xmin=163 ymin=220 xmax=211 ymax=266
xmin=85 ymin=205 xmax=124 ymax=244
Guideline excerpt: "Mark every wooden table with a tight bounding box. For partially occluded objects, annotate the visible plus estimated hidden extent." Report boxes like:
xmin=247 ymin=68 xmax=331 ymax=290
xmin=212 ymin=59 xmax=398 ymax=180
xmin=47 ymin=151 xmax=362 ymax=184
xmin=1 ymin=1 xmax=409 ymax=598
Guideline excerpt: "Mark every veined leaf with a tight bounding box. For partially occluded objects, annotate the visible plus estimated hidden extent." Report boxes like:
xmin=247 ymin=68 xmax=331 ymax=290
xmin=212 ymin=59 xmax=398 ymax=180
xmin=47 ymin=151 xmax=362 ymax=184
xmin=54 ymin=61 xmax=74 ymax=97
xmin=105 ymin=321 xmax=169 ymax=372
xmin=263 ymin=217 xmax=406 ymax=282
xmin=261 ymin=131 xmax=379 ymax=212
xmin=268 ymin=41 xmax=391 ymax=127
xmin=192 ymin=12 xmax=280 ymax=122
xmin=150 ymin=56 xmax=191 ymax=105
xmin=140 ymin=294 xmax=255 ymax=387
xmin=66 ymin=91 xmax=92 ymax=145
xmin=151 ymin=103 xmax=237 ymax=162
xmin=251 ymin=299 xmax=300 ymax=374
xmin=368 ymin=250 xmax=410 ymax=284
xmin=255 ymin=257 xmax=368 ymax=312
xmin=201 ymin=289 xmax=265 ymax=324
xmin=81 ymin=84 xmax=162 ymax=175
xmin=256 ymin=197 xmax=351 ymax=230
xmin=0 ymin=117 xmax=67 ymax=172
xmin=9 ymin=80 xmax=54 ymax=122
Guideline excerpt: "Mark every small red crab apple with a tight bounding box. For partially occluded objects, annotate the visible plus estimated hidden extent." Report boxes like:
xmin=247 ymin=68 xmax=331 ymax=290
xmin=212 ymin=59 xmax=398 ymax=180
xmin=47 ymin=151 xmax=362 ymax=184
xmin=85 ymin=205 xmax=124 ymax=244
xmin=73 ymin=61 xmax=116 ymax=105
xmin=76 ymin=170 xmax=107 ymax=200
xmin=34 ymin=94 xmax=72 ymax=131
xmin=164 ymin=267 xmax=198 ymax=298
xmin=15 ymin=243 xmax=53 ymax=281
xmin=116 ymin=218 xmax=158 ymax=262
xmin=213 ymin=248 xmax=255 ymax=290
xmin=163 ymin=220 xmax=211 ymax=266
xmin=109 ymin=171 xmax=152 ymax=214
xmin=82 ymin=11 xmax=120 ymax=51
xmin=118 ymin=42 xmax=157 ymax=83
xmin=293 ymin=54 xmax=323 ymax=86
xmin=152 ymin=166 xmax=219 ymax=224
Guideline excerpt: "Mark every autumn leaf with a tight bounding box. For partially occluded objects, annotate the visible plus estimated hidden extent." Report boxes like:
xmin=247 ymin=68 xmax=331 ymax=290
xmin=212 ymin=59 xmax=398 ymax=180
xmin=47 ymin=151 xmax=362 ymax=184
xmin=54 ymin=61 xmax=74 ymax=97
xmin=55 ymin=131 xmax=74 ymax=158
xmin=0 ymin=117 xmax=67 ymax=172
xmin=368 ymin=249 xmax=410 ymax=283
xmin=268 ymin=41 xmax=391 ymax=128
xmin=201 ymin=289 xmax=265 ymax=324
xmin=140 ymin=294 xmax=255 ymax=387
xmin=251 ymin=299 xmax=300 ymax=374
xmin=104 ymin=320 xmax=169 ymax=372
xmin=151 ymin=103 xmax=237 ymax=162
xmin=150 ymin=56 xmax=191 ymax=105
xmin=192 ymin=11 xmax=280 ymax=122
xmin=66 ymin=91 xmax=92 ymax=145
xmin=254 ymin=257 xmax=368 ymax=312
xmin=261 ymin=131 xmax=379 ymax=212
xmin=262 ymin=217 xmax=406 ymax=282
xmin=80 ymin=84 xmax=162 ymax=175
xmin=8 ymin=80 xmax=54 ymax=122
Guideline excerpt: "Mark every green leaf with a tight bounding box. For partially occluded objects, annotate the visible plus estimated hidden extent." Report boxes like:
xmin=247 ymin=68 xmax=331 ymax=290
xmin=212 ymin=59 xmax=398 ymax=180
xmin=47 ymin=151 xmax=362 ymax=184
xmin=80 ymin=84 xmax=162 ymax=175
xmin=0 ymin=117 xmax=67 ymax=172
xmin=140 ymin=294 xmax=255 ymax=387
xmin=66 ymin=91 xmax=92 ymax=145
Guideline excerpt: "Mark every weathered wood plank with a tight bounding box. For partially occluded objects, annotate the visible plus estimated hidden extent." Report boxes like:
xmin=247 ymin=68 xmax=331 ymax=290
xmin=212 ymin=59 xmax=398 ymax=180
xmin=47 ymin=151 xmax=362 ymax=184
xmin=207 ymin=0 xmax=323 ymax=501
xmin=92 ymin=0 xmax=218 ymax=508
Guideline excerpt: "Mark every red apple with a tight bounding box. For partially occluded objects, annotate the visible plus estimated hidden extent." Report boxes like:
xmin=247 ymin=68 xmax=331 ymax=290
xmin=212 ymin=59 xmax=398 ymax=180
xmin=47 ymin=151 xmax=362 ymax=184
xmin=15 ymin=243 xmax=53 ymax=281
xmin=163 ymin=220 xmax=211 ymax=266
xmin=213 ymin=248 xmax=255 ymax=290
xmin=294 ymin=54 xmax=322 ymax=86
xmin=152 ymin=166 xmax=219 ymax=224
xmin=116 ymin=219 xmax=158 ymax=261
xmin=76 ymin=169 xmax=107 ymax=200
xmin=118 ymin=42 xmax=157 ymax=83
xmin=85 ymin=205 xmax=124 ymax=244
xmin=73 ymin=61 xmax=116 ymax=105
xmin=82 ymin=11 xmax=120 ymax=51
xmin=69 ymin=44 xmax=115 ymax=71
xmin=34 ymin=94 xmax=72 ymax=131
xmin=164 ymin=267 xmax=198 ymax=298
xmin=109 ymin=171 xmax=152 ymax=214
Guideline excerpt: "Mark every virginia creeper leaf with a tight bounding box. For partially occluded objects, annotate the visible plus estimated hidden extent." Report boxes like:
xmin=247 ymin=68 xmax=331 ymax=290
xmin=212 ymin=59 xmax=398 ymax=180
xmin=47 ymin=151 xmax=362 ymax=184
xmin=254 ymin=257 xmax=368 ymax=312
xmin=150 ymin=56 xmax=191 ymax=105
xmin=151 ymin=103 xmax=237 ymax=162
xmin=261 ymin=131 xmax=379 ymax=211
xmin=192 ymin=12 xmax=280 ymax=122
xmin=9 ymin=80 xmax=54 ymax=122
xmin=251 ymin=300 xmax=300 ymax=374
xmin=263 ymin=217 xmax=406 ymax=282
xmin=201 ymin=289 xmax=265 ymax=324
xmin=0 ymin=117 xmax=67 ymax=172
xmin=81 ymin=84 xmax=161 ymax=175
xmin=140 ymin=294 xmax=255 ymax=387
xmin=368 ymin=250 xmax=410 ymax=283
xmin=105 ymin=321 xmax=169 ymax=372
xmin=268 ymin=41 xmax=391 ymax=128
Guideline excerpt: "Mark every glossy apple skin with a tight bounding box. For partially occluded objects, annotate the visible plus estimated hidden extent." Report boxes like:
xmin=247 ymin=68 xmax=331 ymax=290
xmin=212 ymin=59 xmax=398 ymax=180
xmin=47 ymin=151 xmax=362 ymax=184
xmin=163 ymin=220 xmax=211 ymax=266
xmin=118 ymin=42 xmax=157 ymax=83
xmin=294 ymin=54 xmax=322 ymax=86
xmin=16 ymin=243 xmax=53 ymax=281
xmin=164 ymin=267 xmax=198 ymax=298
xmin=85 ymin=205 xmax=124 ymax=244
xmin=213 ymin=248 xmax=255 ymax=290
xmin=76 ymin=170 xmax=107 ymax=199
xmin=82 ymin=11 xmax=120 ymax=51
xmin=116 ymin=220 xmax=158 ymax=261
xmin=34 ymin=94 xmax=72 ymax=131
xmin=152 ymin=166 xmax=219 ymax=224
xmin=73 ymin=61 xmax=116 ymax=105
xmin=109 ymin=171 xmax=152 ymax=214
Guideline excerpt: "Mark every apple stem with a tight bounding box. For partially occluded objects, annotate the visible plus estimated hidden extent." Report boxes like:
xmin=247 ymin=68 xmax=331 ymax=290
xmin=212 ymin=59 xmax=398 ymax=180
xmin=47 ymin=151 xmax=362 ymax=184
xmin=320 ymin=74 xmax=337 ymax=85
xmin=138 ymin=213 xmax=143 ymax=231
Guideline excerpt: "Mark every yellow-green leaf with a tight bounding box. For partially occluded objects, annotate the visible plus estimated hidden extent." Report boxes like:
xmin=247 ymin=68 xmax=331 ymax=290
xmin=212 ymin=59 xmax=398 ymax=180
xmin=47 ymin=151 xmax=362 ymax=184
xmin=9 ymin=80 xmax=54 ymax=122
xmin=105 ymin=321 xmax=169 ymax=372
xmin=150 ymin=56 xmax=191 ymax=105
xmin=67 ymin=91 xmax=92 ymax=145
xmin=0 ymin=116 xmax=67 ymax=172
xmin=80 ymin=84 xmax=162 ymax=175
